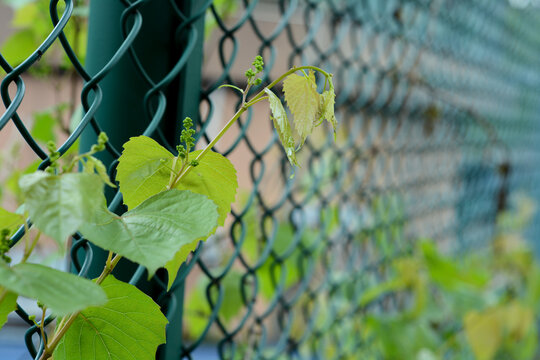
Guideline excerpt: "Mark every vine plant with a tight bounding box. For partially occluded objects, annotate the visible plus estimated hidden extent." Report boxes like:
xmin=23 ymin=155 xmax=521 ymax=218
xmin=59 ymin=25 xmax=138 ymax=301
xmin=0 ymin=56 xmax=336 ymax=359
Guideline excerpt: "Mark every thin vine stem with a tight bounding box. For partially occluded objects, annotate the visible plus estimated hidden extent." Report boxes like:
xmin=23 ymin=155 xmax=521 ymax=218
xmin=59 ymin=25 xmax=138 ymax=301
xmin=170 ymin=65 xmax=331 ymax=188
xmin=38 ymin=64 xmax=332 ymax=359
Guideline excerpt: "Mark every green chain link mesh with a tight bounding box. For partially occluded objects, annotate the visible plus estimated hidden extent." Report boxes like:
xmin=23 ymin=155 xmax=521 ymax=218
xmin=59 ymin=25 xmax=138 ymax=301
xmin=2 ymin=0 xmax=540 ymax=359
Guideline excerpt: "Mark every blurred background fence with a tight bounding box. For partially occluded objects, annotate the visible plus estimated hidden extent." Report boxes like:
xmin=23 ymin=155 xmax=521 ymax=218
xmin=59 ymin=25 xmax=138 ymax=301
xmin=2 ymin=0 xmax=540 ymax=359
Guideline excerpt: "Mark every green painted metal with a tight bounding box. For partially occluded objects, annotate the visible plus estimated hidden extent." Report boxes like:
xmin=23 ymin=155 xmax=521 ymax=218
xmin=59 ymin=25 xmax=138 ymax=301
xmin=78 ymin=0 xmax=184 ymax=294
xmin=2 ymin=0 xmax=540 ymax=359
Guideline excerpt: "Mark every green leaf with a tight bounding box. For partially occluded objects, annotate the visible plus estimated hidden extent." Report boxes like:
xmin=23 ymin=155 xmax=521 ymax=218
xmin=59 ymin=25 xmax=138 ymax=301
xmin=117 ymin=136 xmax=237 ymax=226
xmin=31 ymin=111 xmax=56 ymax=143
xmin=85 ymin=156 xmax=116 ymax=188
xmin=0 ymin=29 xmax=36 ymax=67
xmin=185 ymin=271 xmax=245 ymax=339
xmin=265 ymin=88 xmax=298 ymax=166
xmin=283 ymin=70 xmax=320 ymax=145
xmin=358 ymin=279 xmax=404 ymax=307
xmin=80 ymin=189 xmax=218 ymax=277
xmin=421 ymin=241 xmax=488 ymax=290
xmin=164 ymin=240 xmax=199 ymax=291
xmin=318 ymin=83 xmax=337 ymax=135
xmin=185 ymin=277 xmax=210 ymax=339
xmin=116 ymin=136 xmax=175 ymax=210
xmin=6 ymin=160 xmax=40 ymax=203
xmin=53 ymin=276 xmax=167 ymax=360
xmin=0 ymin=207 xmax=24 ymax=236
xmin=214 ymin=271 xmax=245 ymax=322
xmin=366 ymin=316 xmax=441 ymax=359
xmin=175 ymin=150 xmax=237 ymax=226
xmin=19 ymin=172 xmax=104 ymax=245
xmin=0 ymin=289 xmax=17 ymax=330
xmin=464 ymin=308 xmax=503 ymax=360
xmin=0 ymin=262 xmax=107 ymax=316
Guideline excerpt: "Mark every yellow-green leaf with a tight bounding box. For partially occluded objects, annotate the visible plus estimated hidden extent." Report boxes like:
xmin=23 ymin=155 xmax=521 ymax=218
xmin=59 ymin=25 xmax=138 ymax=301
xmin=54 ymin=276 xmax=168 ymax=360
xmin=502 ymin=301 xmax=534 ymax=340
xmin=464 ymin=309 xmax=502 ymax=360
xmin=0 ymin=288 xmax=17 ymax=330
xmin=264 ymin=88 xmax=298 ymax=166
xmin=0 ymin=207 xmax=24 ymax=236
xmin=175 ymin=150 xmax=237 ymax=227
xmin=318 ymin=85 xmax=337 ymax=136
xmin=283 ymin=70 xmax=320 ymax=145
xmin=116 ymin=136 xmax=175 ymax=210
xmin=164 ymin=241 xmax=199 ymax=290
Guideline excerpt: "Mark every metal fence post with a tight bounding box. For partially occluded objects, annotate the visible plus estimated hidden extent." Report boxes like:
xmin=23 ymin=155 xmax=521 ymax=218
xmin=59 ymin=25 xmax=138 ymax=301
xmin=80 ymin=0 xmax=206 ymax=357
xmin=159 ymin=1 xmax=206 ymax=358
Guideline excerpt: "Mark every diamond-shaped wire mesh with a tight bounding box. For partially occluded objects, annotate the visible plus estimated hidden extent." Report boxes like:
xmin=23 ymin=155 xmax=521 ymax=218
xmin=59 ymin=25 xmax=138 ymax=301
xmin=2 ymin=0 xmax=540 ymax=359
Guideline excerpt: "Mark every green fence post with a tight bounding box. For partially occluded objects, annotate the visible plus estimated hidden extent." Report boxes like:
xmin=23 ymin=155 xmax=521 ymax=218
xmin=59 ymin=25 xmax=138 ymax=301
xmin=80 ymin=0 xmax=206 ymax=357
xmin=160 ymin=2 xmax=206 ymax=359
xmin=79 ymin=0 xmax=177 ymax=287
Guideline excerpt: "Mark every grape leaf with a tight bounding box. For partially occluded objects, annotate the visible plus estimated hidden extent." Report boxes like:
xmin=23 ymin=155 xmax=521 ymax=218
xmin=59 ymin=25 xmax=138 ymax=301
xmin=6 ymin=160 xmax=40 ymax=204
xmin=116 ymin=136 xmax=175 ymax=210
xmin=80 ymin=189 xmax=218 ymax=277
xmin=283 ymin=70 xmax=320 ymax=145
xmin=175 ymin=150 xmax=238 ymax=226
xmin=164 ymin=240 xmax=199 ymax=290
xmin=117 ymin=136 xmax=238 ymax=225
xmin=19 ymin=171 xmax=104 ymax=245
xmin=265 ymin=88 xmax=298 ymax=166
xmin=31 ymin=111 xmax=56 ymax=143
xmin=0 ymin=262 xmax=107 ymax=316
xmin=53 ymin=276 xmax=167 ymax=360
xmin=464 ymin=308 xmax=503 ymax=360
xmin=318 ymin=82 xmax=337 ymax=137
xmin=0 ymin=289 xmax=17 ymax=330
xmin=0 ymin=29 xmax=36 ymax=67
xmin=185 ymin=271 xmax=245 ymax=339
xmin=0 ymin=207 xmax=24 ymax=236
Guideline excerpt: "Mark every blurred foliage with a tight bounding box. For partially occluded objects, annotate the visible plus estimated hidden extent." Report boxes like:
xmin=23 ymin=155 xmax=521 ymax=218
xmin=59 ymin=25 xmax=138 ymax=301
xmin=185 ymin=192 xmax=540 ymax=359
xmin=1 ymin=0 xmax=88 ymax=75
xmin=354 ymin=194 xmax=540 ymax=360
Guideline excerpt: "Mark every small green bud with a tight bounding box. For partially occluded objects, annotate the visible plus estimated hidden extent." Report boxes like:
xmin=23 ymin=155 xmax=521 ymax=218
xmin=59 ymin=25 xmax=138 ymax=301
xmin=37 ymin=301 xmax=45 ymax=309
xmin=1 ymin=228 xmax=10 ymax=237
xmin=91 ymin=143 xmax=105 ymax=153
xmin=46 ymin=141 xmax=57 ymax=154
xmin=254 ymin=78 xmax=262 ymax=85
xmin=97 ymin=132 xmax=109 ymax=145
xmin=28 ymin=315 xmax=36 ymax=322
xmin=253 ymin=55 xmax=264 ymax=73
xmin=49 ymin=151 xmax=60 ymax=164
xmin=190 ymin=160 xmax=199 ymax=167
xmin=245 ymin=68 xmax=255 ymax=78
xmin=182 ymin=117 xmax=193 ymax=129
xmin=176 ymin=145 xmax=187 ymax=159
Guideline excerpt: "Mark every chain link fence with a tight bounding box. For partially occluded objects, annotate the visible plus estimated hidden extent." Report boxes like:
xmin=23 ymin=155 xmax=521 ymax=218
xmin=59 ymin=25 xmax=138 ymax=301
xmin=2 ymin=0 xmax=540 ymax=359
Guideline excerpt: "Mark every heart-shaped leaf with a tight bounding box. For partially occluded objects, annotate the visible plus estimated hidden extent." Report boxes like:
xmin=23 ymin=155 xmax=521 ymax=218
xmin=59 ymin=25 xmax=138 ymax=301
xmin=53 ymin=276 xmax=168 ymax=360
